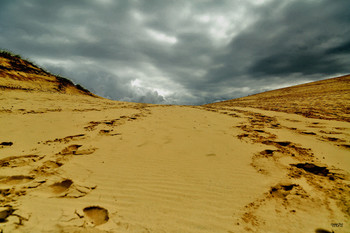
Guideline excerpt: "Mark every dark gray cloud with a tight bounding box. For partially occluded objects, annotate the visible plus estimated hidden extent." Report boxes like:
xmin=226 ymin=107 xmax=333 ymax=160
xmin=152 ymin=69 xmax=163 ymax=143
xmin=0 ymin=0 xmax=349 ymax=104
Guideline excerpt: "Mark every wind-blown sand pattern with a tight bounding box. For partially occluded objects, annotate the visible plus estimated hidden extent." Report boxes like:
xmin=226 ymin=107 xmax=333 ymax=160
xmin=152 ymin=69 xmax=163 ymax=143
xmin=0 ymin=54 xmax=349 ymax=232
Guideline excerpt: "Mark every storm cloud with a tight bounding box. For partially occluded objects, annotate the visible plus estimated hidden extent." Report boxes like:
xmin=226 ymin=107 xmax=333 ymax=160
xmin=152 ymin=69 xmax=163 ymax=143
xmin=1 ymin=0 xmax=349 ymax=104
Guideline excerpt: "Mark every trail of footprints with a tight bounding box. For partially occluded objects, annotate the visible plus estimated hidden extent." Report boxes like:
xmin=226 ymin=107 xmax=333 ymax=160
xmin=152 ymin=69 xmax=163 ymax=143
xmin=201 ymin=105 xmax=350 ymax=149
xmin=0 ymin=108 xmax=150 ymax=227
xmin=284 ymin=119 xmax=350 ymax=149
xmin=1 ymin=104 xmax=348 ymax=230
xmin=201 ymin=106 xmax=350 ymax=232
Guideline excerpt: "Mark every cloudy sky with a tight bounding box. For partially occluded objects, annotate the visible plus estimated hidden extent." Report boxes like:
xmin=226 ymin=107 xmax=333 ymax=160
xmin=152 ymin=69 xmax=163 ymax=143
xmin=1 ymin=0 xmax=349 ymax=104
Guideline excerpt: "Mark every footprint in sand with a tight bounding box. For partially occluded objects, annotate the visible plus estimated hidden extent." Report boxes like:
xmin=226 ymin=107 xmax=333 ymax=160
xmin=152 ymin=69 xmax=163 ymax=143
xmin=83 ymin=206 xmax=109 ymax=226
xmin=30 ymin=160 xmax=63 ymax=176
xmin=84 ymin=114 xmax=144 ymax=132
xmin=290 ymin=162 xmax=348 ymax=180
xmin=274 ymin=141 xmax=292 ymax=147
xmin=0 ymin=175 xmax=46 ymax=204
xmin=0 ymin=206 xmax=15 ymax=222
xmin=340 ymin=144 xmax=350 ymax=149
xmin=236 ymin=182 xmax=309 ymax=230
xmin=59 ymin=145 xmax=82 ymax=155
xmin=301 ymin=131 xmax=317 ymax=135
xmin=59 ymin=144 xmax=97 ymax=155
xmin=0 ymin=175 xmax=46 ymax=191
xmin=268 ymin=183 xmax=308 ymax=199
xmin=42 ymin=134 xmax=86 ymax=144
xmin=258 ymin=149 xmax=275 ymax=157
xmin=42 ymin=160 xmax=63 ymax=168
xmin=50 ymin=179 xmax=73 ymax=194
xmin=250 ymin=149 xmax=279 ymax=175
xmin=0 ymin=187 xmax=27 ymax=205
xmin=99 ymin=129 xmax=121 ymax=136
xmin=319 ymin=130 xmax=342 ymax=135
xmin=0 ymin=155 xmax=43 ymax=168
xmin=291 ymin=163 xmax=330 ymax=176
xmin=44 ymin=178 xmax=96 ymax=198
xmin=0 ymin=175 xmax=34 ymax=185
xmin=307 ymin=124 xmax=325 ymax=129
xmin=84 ymin=121 xmax=100 ymax=131
xmin=321 ymin=136 xmax=346 ymax=143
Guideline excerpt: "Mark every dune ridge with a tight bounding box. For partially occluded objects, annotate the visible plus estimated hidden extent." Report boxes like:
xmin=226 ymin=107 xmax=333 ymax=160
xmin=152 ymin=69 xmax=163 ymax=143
xmin=207 ymin=74 xmax=350 ymax=122
xmin=0 ymin=51 xmax=95 ymax=96
xmin=0 ymin=53 xmax=349 ymax=232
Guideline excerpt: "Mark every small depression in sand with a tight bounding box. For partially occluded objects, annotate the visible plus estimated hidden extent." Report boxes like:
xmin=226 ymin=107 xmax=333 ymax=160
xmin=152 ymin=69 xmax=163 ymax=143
xmin=0 ymin=206 xmax=15 ymax=222
xmin=0 ymin=155 xmax=41 ymax=167
xmin=0 ymin=142 xmax=13 ymax=147
xmin=291 ymin=163 xmax=329 ymax=176
xmin=0 ymin=175 xmax=34 ymax=185
xmin=315 ymin=229 xmax=334 ymax=233
xmin=83 ymin=206 xmax=109 ymax=226
xmin=50 ymin=179 xmax=73 ymax=193
xmin=269 ymin=183 xmax=301 ymax=198
xmin=60 ymin=145 xmax=82 ymax=155
xmin=59 ymin=144 xmax=96 ymax=155
xmin=42 ymin=160 xmax=63 ymax=169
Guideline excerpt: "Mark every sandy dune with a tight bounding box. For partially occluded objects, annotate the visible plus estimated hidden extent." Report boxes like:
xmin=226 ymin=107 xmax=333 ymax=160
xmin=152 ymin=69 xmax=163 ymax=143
xmin=208 ymin=75 xmax=350 ymax=122
xmin=0 ymin=53 xmax=349 ymax=232
xmin=0 ymin=89 xmax=349 ymax=233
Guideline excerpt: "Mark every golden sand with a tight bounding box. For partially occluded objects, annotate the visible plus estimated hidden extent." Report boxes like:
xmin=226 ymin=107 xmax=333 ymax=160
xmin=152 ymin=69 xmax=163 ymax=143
xmin=0 ymin=54 xmax=349 ymax=232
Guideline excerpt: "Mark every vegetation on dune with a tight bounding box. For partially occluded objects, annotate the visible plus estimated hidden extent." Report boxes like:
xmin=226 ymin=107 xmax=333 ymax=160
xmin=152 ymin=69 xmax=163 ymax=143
xmin=76 ymin=84 xmax=93 ymax=94
xmin=0 ymin=50 xmax=21 ymax=59
xmin=56 ymin=75 xmax=75 ymax=91
xmin=0 ymin=49 xmax=94 ymax=96
xmin=0 ymin=49 xmax=50 ymax=75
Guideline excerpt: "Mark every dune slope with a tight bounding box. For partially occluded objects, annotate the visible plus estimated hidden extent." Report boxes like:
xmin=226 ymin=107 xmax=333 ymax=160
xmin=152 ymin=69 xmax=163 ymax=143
xmin=207 ymin=75 xmax=350 ymax=122
xmin=0 ymin=51 xmax=95 ymax=96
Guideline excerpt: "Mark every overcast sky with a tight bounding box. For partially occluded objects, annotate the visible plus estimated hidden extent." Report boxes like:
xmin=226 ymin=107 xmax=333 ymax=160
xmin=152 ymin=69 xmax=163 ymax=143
xmin=1 ymin=0 xmax=349 ymax=104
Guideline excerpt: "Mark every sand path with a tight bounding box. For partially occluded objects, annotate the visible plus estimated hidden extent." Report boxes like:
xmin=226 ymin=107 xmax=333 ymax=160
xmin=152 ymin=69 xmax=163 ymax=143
xmin=0 ymin=94 xmax=349 ymax=232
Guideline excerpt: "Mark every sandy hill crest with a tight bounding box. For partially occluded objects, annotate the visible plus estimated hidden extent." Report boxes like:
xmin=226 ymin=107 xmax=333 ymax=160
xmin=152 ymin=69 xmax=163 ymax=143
xmin=0 ymin=51 xmax=95 ymax=97
xmin=207 ymin=75 xmax=350 ymax=122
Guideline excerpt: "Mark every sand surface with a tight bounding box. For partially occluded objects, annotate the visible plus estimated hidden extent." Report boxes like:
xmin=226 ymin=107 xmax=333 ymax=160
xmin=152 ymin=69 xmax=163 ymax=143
xmin=0 ymin=90 xmax=349 ymax=233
